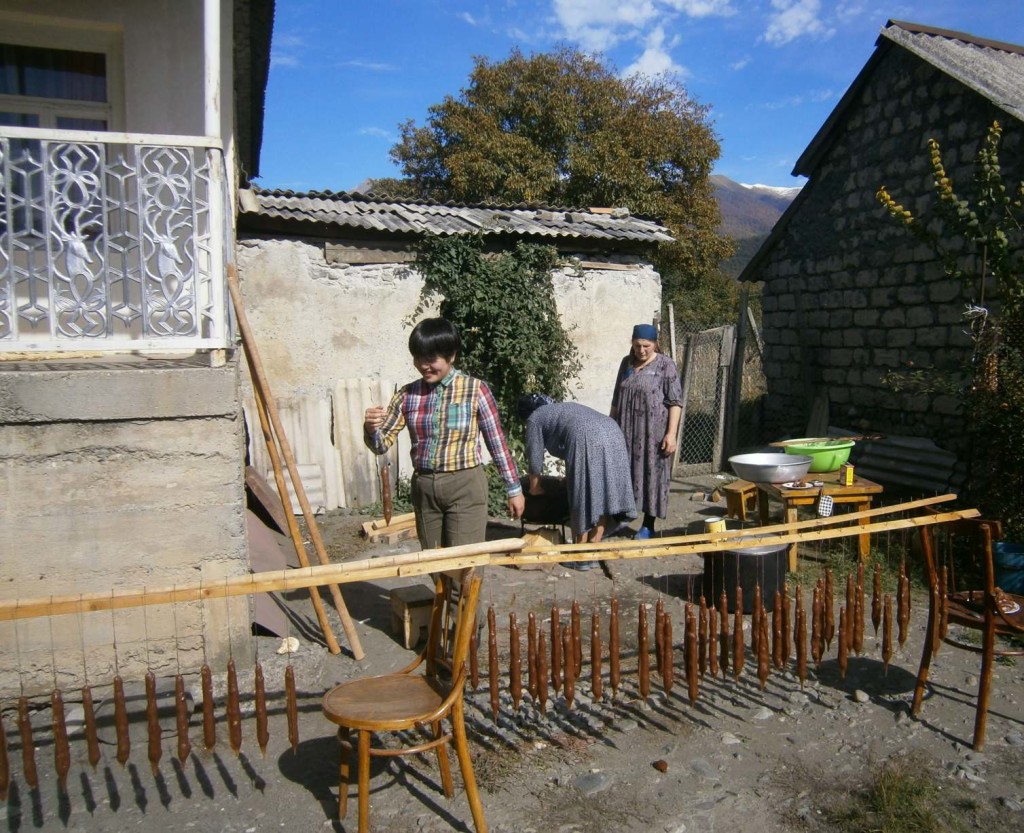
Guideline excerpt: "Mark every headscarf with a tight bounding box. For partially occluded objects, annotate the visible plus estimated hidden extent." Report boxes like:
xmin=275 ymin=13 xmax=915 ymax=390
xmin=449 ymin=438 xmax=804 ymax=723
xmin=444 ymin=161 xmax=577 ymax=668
xmin=517 ymin=393 xmax=556 ymax=421
xmin=632 ymin=323 xmax=659 ymax=341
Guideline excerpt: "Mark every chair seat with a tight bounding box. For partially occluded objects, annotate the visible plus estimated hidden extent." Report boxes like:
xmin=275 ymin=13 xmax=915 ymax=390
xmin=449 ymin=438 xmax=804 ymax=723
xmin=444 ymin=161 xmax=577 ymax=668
xmin=946 ymin=591 xmax=1024 ymax=633
xmin=323 ymin=673 xmax=451 ymax=730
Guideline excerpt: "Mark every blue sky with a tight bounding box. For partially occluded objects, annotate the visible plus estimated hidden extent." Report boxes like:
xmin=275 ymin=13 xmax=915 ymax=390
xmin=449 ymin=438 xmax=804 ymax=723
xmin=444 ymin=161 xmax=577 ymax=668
xmin=258 ymin=0 xmax=1024 ymax=193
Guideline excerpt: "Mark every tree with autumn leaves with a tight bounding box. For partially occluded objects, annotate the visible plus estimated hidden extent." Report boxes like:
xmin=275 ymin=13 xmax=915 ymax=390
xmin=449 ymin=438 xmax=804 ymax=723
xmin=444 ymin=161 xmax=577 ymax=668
xmin=369 ymin=47 xmax=734 ymax=321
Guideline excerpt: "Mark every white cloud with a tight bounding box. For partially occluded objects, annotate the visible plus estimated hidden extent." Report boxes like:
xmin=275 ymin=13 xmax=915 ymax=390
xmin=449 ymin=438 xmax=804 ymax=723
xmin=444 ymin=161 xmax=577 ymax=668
xmin=664 ymin=0 xmax=737 ymax=17
xmin=763 ymin=0 xmax=835 ymax=46
xmin=622 ymin=26 xmax=689 ymax=78
xmin=271 ymin=53 xmax=300 ymax=68
xmin=730 ymin=55 xmax=751 ymax=70
xmin=459 ymin=11 xmax=479 ymax=26
xmin=274 ymin=33 xmax=305 ymax=49
xmin=358 ymin=127 xmax=395 ymax=140
xmin=338 ymin=60 xmax=397 ymax=72
xmin=553 ymin=0 xmax=733 ymax=52
xmin=750 ymin=87 xmax=834 ymax=110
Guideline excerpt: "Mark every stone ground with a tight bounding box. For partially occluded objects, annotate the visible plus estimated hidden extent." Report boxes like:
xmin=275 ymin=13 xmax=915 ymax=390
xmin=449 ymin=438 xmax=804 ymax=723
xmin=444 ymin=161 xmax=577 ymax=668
xmin=5 ymin=473 xmax=1024 ymax=833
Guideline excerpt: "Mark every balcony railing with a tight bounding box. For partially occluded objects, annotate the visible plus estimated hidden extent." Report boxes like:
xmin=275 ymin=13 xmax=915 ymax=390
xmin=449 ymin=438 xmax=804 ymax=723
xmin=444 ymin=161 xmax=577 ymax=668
xmin=0 ymin=127 xmax=231 ymax=354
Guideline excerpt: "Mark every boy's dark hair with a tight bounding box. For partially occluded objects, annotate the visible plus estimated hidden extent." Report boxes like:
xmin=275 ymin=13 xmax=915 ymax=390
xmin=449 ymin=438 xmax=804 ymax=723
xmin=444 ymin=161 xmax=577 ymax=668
xmin=409 ymin=317 xmax=461 ymax=360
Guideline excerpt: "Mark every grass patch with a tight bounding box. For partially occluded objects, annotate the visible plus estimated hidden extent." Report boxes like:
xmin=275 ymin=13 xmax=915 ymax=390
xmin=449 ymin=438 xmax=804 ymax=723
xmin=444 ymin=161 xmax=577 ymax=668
xmin=822 ymin=753 xmax=955 ymax=833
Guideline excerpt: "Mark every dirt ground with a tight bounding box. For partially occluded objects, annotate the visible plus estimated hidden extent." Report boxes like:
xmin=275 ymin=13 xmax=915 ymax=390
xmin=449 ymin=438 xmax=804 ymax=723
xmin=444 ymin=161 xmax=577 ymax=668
xmin=6 ymin=472 xmax=1024 ymax=833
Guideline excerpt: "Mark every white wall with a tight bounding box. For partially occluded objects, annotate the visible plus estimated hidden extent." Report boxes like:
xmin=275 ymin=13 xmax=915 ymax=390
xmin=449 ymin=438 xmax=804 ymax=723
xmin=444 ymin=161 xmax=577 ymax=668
xmin=0 ymin=1 xmax=232 ymax=142
xmin=236 ymin=236 xmax=662 ymax=508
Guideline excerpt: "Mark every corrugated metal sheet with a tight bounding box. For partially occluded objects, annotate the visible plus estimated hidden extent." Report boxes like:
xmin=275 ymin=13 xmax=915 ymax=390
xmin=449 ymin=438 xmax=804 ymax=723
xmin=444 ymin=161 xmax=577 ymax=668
xmin=242 ymin=188 xmax=674 ymax=244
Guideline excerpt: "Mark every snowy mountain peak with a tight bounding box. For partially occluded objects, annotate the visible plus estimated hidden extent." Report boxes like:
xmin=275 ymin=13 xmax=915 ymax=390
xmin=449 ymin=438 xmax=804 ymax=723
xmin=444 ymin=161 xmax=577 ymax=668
xmin=739 ymin=182 xmax=804 ymax=199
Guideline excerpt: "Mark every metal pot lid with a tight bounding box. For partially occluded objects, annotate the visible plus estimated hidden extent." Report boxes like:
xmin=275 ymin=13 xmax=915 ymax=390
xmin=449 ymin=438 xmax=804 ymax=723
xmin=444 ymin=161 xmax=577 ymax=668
xmin=723 ymin=534 xmax=788 ymax=556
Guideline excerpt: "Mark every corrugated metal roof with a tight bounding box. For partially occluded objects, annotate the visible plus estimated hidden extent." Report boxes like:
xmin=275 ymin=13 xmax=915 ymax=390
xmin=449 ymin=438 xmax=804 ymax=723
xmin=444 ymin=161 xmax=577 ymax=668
xmin=240 ymin=187 xmax=674 ymax=245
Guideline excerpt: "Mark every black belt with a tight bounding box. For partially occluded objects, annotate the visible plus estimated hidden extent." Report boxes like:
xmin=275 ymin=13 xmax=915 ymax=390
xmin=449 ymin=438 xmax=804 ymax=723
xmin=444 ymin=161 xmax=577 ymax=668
xmin=415 ymin=467 xmax=435 ymax=475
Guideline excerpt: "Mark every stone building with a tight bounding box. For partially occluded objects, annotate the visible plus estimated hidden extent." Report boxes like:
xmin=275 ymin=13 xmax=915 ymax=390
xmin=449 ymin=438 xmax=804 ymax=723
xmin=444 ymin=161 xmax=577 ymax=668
xmin=741 ymin=20 xmax=1023 ymax=453
xmin=236 ymin=188 xmax=672 ymax=509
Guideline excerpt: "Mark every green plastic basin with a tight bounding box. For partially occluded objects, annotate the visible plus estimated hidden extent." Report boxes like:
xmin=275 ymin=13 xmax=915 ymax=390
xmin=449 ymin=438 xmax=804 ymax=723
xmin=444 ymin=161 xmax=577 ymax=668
xmin=783 ymin=439 xmax=855 ymax=472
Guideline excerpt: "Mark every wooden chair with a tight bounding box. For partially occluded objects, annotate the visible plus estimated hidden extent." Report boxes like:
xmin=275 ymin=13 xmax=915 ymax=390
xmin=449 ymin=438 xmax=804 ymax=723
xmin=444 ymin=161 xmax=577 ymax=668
xmin=912 ymin=517 xmax=1024 ymax=750
xmin=322 ymin=568 xmax=487 ymax=833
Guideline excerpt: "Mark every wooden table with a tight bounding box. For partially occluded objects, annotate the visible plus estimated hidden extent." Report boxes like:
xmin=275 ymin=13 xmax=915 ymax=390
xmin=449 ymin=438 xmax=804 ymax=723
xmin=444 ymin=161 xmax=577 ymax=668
xmin=756 ymin=472 xmax=884 ymax=571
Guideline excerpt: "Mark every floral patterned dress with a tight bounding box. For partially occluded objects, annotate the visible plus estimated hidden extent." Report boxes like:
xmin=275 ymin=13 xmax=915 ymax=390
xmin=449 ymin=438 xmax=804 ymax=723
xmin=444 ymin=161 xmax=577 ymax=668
xmin=611 ymin=352 xmax=684 ymax=519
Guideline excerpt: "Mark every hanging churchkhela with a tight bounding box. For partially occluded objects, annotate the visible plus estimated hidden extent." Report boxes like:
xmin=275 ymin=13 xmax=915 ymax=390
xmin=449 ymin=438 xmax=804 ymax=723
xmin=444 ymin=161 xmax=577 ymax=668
xmin=844 ymin=574 xmax=855 ymax=655
xmin=537 ymin=631 xmax=549 ymax=713
xmin=872 ymin=562 xmax=883 ymax=634
xmin=146 ymin=671 xmax=162 ymax=774
xmin=18 ymin=697 xmax=38 ymax=789
xmin=52 ymin=689 xmax=71 ymax=792
xmin=655 ymin=598 xmax=665 ymax=681
xmin=82 ymin=685 xmax=101 ymax=769
xmin=571 ymin=600 xmax=583 ymax=678
xmin=487 ymin=606 xmax=499 ymax=720
xmin=757 ymin=605 xmax=770 ymax=690
xmin=175 ymin=674 xmax=192 ymax=764
xmin=811 ymin=582 xmax=824 ymax=667
xmin=853 ymin=569 xmax=865 ymax=656
xmin=718 ymin=592 xmax=730 ymax=677
xmin=638 ymin=603 xmax=651 ymax=699
xmin=824 ymin=570 xmax=836 ymax=650
xmin=837 ymin=608 xmax=849 ymax=679
xmin=751 ymin=585 xmax=762 ymax=657
xmin=591 ymin=611 xmax=602 ymax=703
xmin=284 ymin=665 xmax=300 ymax=755
xmin=201 ymin=664 xmax=216 ymax=750
xmin=732 ymin=587 xmax=744 ymax=680
xmin=113 ymin=676 xmax=131 ymax=767
xmin=708 ymin=605 xmax=719 ymax=679
xmin=550 ymin=606 xmax=562 ymax=695
xmin=791 ymin=584 xmax=803 ymax=664
xmin=780 ymin=583 xmax=791 ymax=666
xmin=609 ymin=597 xmax=621 ymax=700
xmin=662 ymin=609 xmax=674 ymax=694
xmin=897 ymin=565 xmax=910 ymax=648
xmin=882 ymin=593 xmax=894 ymax=672
xmin=527 ymin=612 xmax=538 ymax=703
xmin=227 ymin=659 xmax=243 ymax=754
xmin=771 ymin=592 xmax=782 ymax=670
xmin=685 ymin=604 xmax=698 ymax=704
xmin=469 ymin=628 xmax=479 ymax=690
xmin=698 ymin=597 xmax=709 ymax=678
xmin=509 ymin=612 xmax=523 ymax=710
xmin=255 ymin=663 xmax=270 ymax=759
xmin=796 ymin=605 xmax=808 ymax=688
xmin=562 ymin=627 xmax=575 ymax=709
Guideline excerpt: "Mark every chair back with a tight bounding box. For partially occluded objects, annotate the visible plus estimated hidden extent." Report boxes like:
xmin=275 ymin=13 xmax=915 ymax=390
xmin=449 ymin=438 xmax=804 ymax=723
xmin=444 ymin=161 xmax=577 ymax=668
xmin=424 ymin=567 xmax=482 ymax=682
xmin=918 ymin=510 xmax=1003 ymax=593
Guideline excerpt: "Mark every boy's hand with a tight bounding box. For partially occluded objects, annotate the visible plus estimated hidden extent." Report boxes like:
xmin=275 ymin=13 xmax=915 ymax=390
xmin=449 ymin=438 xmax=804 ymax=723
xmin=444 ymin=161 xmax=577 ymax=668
xmin=363 ymin=406 xmax=385 ymax=434
xmin=508 ymin=493 xmax=525 ymax=520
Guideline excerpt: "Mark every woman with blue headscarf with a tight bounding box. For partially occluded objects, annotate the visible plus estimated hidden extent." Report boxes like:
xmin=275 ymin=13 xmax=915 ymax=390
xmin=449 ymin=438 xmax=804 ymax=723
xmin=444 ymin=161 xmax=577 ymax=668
xmin=610 ymin=324 xmax=684 ymax=539
xmin=518 ymin=394 xmax=636 ymax=556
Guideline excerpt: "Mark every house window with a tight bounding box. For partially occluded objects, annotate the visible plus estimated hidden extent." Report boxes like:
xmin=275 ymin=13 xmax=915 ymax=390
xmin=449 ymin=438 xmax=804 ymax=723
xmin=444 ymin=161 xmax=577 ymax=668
xmin=0 ymin=43 xmax=110 ymax=130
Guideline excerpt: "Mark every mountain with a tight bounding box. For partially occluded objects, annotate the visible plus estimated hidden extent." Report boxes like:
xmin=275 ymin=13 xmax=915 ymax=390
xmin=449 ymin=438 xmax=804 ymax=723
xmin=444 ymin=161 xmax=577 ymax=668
xmin=712 ymin=174 xmax=801 ymax=278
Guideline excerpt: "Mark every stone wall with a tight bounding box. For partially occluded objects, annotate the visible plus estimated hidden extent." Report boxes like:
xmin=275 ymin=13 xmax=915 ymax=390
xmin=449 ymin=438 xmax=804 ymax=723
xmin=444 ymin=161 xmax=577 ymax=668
xmin=235 ymin=236 xmax=661 ymax=483
xmin=0 ymin=358 xmax=250 ymax=698
xmin=754 ymin=47 xmax=1021 ymax=453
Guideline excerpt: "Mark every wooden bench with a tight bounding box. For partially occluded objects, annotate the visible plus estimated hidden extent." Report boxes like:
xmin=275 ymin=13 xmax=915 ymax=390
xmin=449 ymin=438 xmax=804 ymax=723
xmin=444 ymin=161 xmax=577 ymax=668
xmin=723 ymin=479 xmax=758 ymax=521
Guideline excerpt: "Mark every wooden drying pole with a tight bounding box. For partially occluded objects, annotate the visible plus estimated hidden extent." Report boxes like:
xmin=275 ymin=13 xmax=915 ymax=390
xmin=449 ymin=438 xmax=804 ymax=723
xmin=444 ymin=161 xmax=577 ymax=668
xmin=0 ymin=508 xmax=977 ymax=623
xmin=226 ymin=264 xmax=365 ymax=660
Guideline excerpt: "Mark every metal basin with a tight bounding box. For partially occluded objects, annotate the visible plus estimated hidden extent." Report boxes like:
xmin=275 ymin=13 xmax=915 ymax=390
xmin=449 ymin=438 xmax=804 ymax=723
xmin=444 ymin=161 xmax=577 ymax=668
xmin=728 ymin=452 xmax=813 ymax=484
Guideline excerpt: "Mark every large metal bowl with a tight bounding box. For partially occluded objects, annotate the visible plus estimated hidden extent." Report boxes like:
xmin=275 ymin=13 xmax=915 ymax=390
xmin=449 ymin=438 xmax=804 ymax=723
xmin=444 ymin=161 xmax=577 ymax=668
xmin=728 ymin=452 xmax=813 ymax=484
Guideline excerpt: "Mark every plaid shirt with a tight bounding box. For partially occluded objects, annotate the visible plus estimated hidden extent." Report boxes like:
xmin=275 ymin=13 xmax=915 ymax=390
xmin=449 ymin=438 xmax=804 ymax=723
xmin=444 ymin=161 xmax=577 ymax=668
xmin=365 ymin=369 xmax=522 ymax=496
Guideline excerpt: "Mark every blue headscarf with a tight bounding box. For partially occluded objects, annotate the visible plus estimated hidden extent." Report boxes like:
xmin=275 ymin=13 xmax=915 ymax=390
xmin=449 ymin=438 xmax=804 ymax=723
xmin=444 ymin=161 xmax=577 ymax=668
xmin=632 ymin=323 xmax=659 ymax=341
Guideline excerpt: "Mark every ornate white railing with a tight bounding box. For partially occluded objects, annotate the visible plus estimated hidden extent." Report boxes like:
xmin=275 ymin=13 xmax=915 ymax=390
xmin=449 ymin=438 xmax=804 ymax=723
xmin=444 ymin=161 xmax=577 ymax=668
xmin=0 ymin=127 xmax=231 ymax=353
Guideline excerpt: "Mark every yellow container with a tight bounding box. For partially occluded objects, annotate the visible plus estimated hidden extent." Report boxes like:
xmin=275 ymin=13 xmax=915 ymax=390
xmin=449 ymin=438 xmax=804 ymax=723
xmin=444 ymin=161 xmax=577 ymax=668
xmin=839 ymin=463 xmax=855 ymax=486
